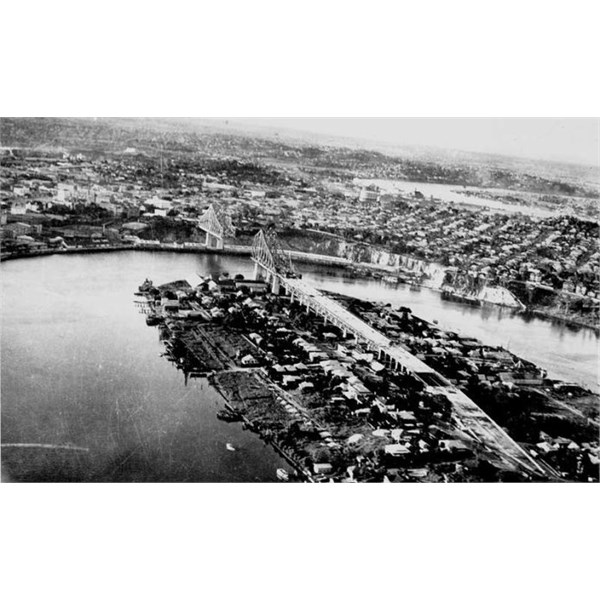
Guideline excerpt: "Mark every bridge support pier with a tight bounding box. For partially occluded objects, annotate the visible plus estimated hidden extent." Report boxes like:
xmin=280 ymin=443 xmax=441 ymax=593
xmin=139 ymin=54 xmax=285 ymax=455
xmin=205 ymin=232 xmax=224 ymax=250
xmin=271 ymin=276 xmax=281 ymax=295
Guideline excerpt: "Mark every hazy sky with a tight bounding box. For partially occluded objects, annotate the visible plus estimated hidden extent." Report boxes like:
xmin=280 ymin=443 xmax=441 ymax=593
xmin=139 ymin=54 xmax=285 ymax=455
xmin=232 ymin=118 xmax=599 ymax=166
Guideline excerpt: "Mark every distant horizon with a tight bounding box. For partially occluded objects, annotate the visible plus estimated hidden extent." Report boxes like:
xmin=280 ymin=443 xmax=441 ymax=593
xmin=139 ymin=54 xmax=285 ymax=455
xmin=225 ymin=118 xmax=599 ymax=168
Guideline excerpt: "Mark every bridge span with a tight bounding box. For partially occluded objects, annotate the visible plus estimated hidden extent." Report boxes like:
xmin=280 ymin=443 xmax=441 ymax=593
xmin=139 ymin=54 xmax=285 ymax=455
xmin=198 ymin=204 xmax=235 ymax=250
xmin=251 ymin=228 xmax=549 ymax=479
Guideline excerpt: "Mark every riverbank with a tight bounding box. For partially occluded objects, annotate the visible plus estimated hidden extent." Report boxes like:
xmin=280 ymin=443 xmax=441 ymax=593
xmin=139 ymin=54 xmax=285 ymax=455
xmin=345 ymin=262 xmax=598 ymax=333
xmin=0 ymin=242 xmax=350 ymax=268
xmin=210 ymin=374 xmax=315 ymax=482
xmin=277 ymin=229 xmax=599 ymax=331
xmin=2 ymin=242 xmax=598 ymax=333
xmin=524 ymin=308 xmax=599 ymax=331
xmin=0 ymin=243 xmax=252 ymax=263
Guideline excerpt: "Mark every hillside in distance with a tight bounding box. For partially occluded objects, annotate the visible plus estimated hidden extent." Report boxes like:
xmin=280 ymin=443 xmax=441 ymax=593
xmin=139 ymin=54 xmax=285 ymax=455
xmin=1 ymin=117 xmax=598 ymax=199
xmin=190 ymin=118 xmax=599 ymax=194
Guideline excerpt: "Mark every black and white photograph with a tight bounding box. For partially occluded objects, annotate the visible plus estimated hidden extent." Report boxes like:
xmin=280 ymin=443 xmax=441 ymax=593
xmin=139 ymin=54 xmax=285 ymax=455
xmin=1 ymin=116 xmax=598 ymax=484
xmin=1 ymin=3 xmax=598 ymax=600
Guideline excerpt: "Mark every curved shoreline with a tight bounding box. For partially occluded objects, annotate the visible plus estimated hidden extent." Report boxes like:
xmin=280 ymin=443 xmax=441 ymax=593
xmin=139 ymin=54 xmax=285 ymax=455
xmin=0 ymin=243 xmax=351 ymax=266
xmin=0 ymin=243 xmax=253 ymax=262
xmin=1 ymin=243 xmax=598 ymax=333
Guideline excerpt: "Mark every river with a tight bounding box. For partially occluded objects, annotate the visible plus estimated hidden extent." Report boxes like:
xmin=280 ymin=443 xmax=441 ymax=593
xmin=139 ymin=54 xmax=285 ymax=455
xmin=1 ymin=251 xmax=598 ymax=482
xmin=299 ymin=267 xmax=599 ymax=394
xmin=355 ymin=178 xmax=560 ymax=218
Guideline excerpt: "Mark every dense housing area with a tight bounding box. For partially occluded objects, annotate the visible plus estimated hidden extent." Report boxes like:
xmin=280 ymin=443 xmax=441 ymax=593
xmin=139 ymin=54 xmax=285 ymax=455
xmin=137 ymin=271 xmax=599 ymax=483
xmin=2 ymin=124 xmax=598 ymax=329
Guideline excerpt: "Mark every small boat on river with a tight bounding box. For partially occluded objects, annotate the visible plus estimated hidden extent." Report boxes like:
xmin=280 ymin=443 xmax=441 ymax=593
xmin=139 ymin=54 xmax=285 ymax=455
xmin=276 ymin=468 xmax=290 ymax=481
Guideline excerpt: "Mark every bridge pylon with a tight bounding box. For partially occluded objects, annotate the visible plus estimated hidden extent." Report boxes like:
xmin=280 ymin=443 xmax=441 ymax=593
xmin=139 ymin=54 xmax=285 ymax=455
xmin=198 ymin=204 xmax=236 ymax=250
xmin=251 ymin=228 xmax=299 ymax=292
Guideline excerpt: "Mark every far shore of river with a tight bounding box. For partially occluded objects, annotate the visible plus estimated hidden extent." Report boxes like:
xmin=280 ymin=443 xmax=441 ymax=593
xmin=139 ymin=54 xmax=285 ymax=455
xmin=1 ymin=242 xmax=598 ymax=334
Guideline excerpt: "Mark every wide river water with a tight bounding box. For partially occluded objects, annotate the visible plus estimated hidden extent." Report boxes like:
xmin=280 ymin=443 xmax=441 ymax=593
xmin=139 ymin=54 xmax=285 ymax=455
xmin=2 ymin=251 xmax=598 ymax=482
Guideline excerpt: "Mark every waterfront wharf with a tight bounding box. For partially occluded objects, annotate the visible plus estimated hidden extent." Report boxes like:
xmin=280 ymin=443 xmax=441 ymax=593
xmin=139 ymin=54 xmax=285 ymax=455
xmin=219 ymin=397 xmax=314 ymax=482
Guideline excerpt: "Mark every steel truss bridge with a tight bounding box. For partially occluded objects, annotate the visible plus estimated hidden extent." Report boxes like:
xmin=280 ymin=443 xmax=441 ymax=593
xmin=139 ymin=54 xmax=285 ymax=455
xmin=251 ymin=228 xmax=550 ymax=479
xmin=198 ymin=204 xmax=236 ymax=250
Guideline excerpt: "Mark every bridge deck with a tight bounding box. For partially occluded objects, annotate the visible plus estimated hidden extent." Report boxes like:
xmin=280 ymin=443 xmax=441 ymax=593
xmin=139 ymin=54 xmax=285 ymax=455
xmin=288 ymin=279 xmax=436 ymax=372
xmin=282 ymin=277 xmax=547 ymax=478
